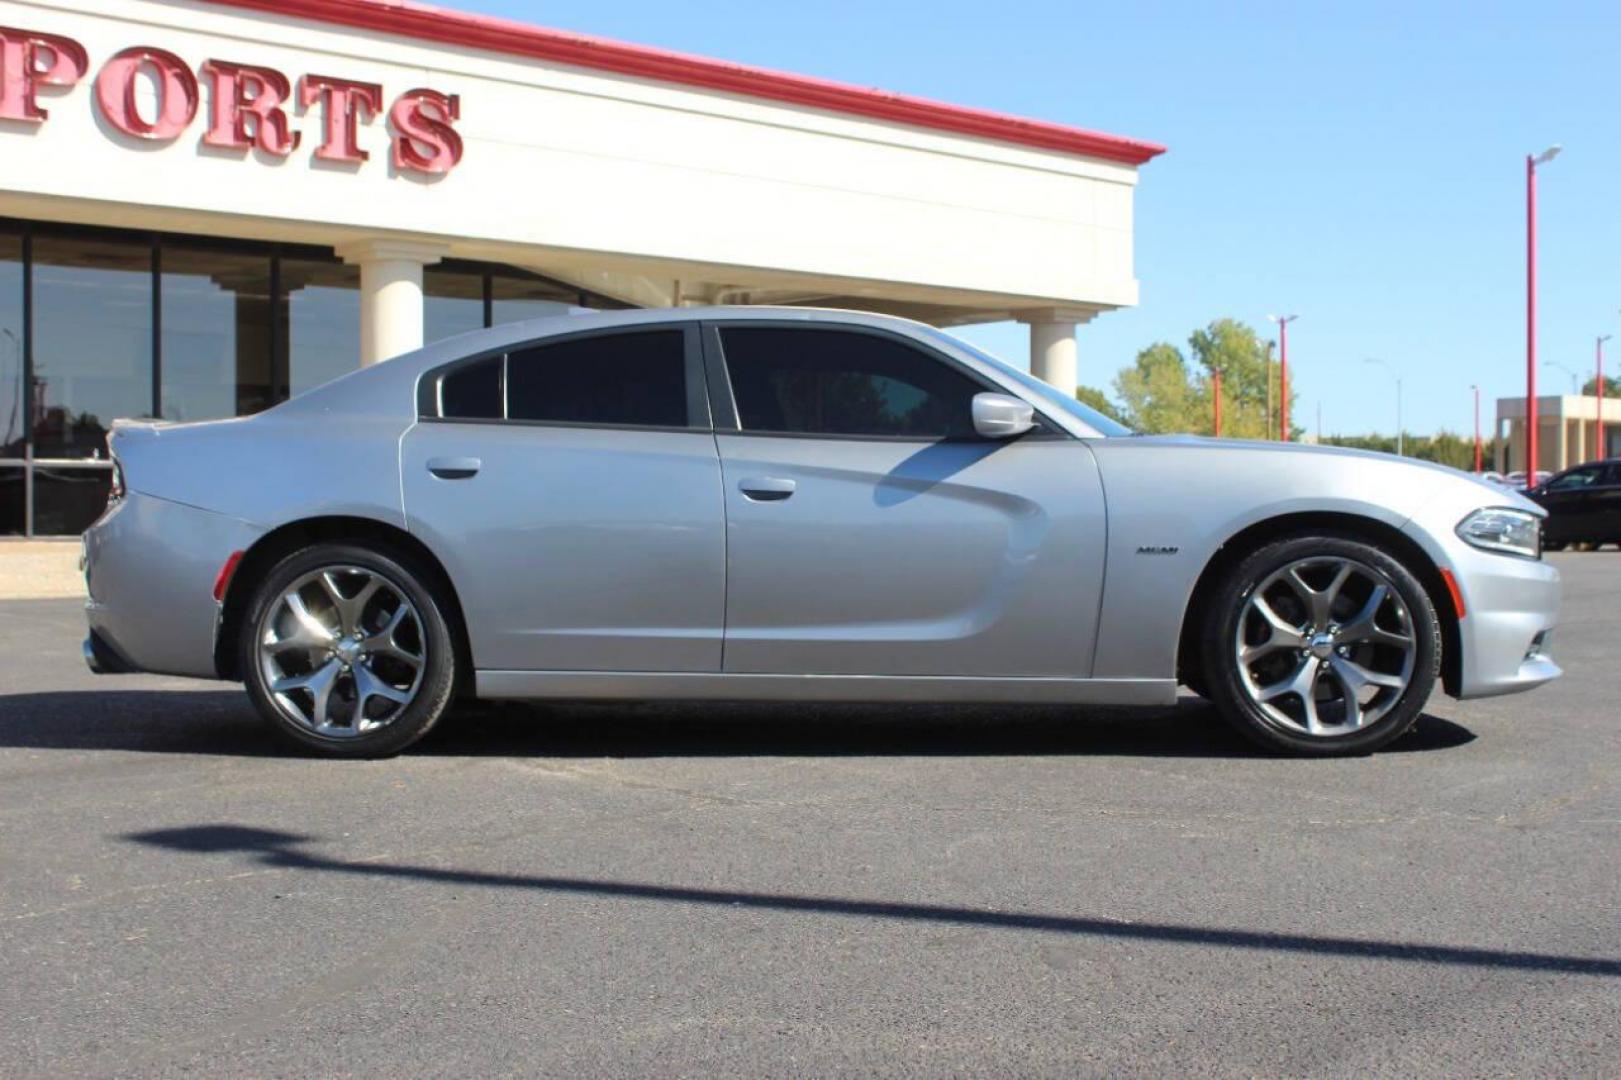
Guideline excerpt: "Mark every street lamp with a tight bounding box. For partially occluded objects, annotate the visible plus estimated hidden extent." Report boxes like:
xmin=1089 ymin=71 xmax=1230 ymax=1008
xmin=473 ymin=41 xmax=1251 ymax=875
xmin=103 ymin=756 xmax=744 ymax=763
xmin=1599 ymin=333 xmax=1612 ymax=461
xmin=1469 ymin=384 xmax=1482 ymax=472
xmin=1364 ymin=357 xmax=1403 ymax=456
xmin=1267 ymin=314 xmax=1298 ymax=441
xmin=1526 ymin=143 xmax=1561 ymax=477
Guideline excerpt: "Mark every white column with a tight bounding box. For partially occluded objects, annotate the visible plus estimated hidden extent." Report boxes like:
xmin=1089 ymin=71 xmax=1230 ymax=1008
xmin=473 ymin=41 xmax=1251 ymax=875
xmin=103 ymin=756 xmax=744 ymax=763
xmin=335 ymin=239 xmax=448 ymax=366
xmin=1018 ymin=308 xmax=1093 ymax=393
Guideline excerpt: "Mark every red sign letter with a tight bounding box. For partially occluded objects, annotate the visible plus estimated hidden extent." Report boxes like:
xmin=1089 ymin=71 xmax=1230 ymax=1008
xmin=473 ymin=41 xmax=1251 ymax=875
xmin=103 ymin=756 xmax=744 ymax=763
xmin=390 ymin=89 xmax=462 ymax=175
xmin=200 ymin=60 xmax=298 ymax=155
xmin=0 ymin=27 xmax=88 ymax=123
xmin=298 ymin=73 xmax=381 ymax=163
xmin=94 ymin=47 xmax=198 ymax=141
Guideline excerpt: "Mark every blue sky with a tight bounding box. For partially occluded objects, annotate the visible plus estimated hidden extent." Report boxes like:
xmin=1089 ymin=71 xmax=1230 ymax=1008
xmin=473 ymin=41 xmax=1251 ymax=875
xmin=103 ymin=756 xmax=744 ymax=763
xmin=440 ymin=0 xmax=1619 ymax=437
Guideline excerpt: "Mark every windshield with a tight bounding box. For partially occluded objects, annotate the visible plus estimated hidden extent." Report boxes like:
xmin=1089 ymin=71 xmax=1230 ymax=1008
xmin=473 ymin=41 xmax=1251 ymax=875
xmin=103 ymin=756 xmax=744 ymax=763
xmin=921 ymin=328 xmax=1135 ymax=437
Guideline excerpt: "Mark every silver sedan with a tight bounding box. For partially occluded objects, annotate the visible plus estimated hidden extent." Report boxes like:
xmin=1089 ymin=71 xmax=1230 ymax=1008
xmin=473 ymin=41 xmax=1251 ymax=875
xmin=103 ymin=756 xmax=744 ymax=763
xmin=81 ymin=308 xmax=1560 ymax=756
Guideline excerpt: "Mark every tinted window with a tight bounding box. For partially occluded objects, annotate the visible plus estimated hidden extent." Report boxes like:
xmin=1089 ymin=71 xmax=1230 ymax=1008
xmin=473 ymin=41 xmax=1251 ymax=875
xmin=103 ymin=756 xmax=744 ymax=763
xmin=721 ymin=328 xmax=980 ymax=438
xmin=440 ymin=355 xmax=502 ymax=419
xmin=1548 ymin=467 xmax=1602 ymax=491
xmin=506 ymin=331 xmax=687 ymax=427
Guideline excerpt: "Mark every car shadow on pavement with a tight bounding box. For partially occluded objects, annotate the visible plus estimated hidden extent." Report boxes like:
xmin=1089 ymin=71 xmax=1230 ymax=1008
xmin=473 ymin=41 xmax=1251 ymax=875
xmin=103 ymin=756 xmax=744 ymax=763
xmin=0 ymin=688 xmax=1476 ymax=759
xmin=121 ymin=822 xmax=1619 ymax=978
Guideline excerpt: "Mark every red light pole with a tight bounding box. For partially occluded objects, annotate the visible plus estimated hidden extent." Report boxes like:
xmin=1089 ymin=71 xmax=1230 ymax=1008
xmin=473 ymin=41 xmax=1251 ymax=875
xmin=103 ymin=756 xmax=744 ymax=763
xmin=1599 ymin=334 xmax=1611 ymax=460
xmin=1470 ymin=384 xmax=1482 ymax=472
xmin=1526 ymin=145 xmax=1560 ymax=477
xmin=1212 ymin=369 xmax=1223 ymax=437
xmin=1269 ymin=314 xmax=1298 ymax=441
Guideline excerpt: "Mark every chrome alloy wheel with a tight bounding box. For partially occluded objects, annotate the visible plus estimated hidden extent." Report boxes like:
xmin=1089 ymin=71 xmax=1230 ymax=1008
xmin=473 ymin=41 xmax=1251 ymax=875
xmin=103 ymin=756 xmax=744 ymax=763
xmin=256 ymin=566 xmax=426 ymax=738
xmin=1234 ymin=556 xmax=1417 ymax=736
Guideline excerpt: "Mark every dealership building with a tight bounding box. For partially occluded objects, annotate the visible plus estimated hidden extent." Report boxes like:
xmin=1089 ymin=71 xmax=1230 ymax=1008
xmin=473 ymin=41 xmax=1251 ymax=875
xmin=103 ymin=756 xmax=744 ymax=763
xmin=0 ymin=0 xmax=1162 ymax=536
xmin=1494 ymin=394 xmax=1620 ymax=475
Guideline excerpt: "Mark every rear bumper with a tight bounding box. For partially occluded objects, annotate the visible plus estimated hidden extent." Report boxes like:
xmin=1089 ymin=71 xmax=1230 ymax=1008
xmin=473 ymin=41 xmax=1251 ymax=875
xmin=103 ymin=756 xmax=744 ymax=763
xmin=82 ymin=491 xmax=263 ymax=679
xmin=83 ymin=630 xmax=137 ymax=674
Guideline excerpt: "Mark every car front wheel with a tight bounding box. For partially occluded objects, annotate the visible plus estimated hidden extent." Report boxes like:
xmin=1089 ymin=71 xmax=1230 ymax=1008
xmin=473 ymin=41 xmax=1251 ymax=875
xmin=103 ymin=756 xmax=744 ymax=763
xmin=1200 ymin=534 xmax=1441 ymax=756
xmin=240 ymin=542 xmax=458 ymax=757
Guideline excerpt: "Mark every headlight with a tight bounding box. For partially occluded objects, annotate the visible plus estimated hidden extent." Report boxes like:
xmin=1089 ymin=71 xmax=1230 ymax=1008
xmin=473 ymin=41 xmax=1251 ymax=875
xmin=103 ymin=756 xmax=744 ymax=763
xmin=1456 ymin=507 xmax=1540 ymax=559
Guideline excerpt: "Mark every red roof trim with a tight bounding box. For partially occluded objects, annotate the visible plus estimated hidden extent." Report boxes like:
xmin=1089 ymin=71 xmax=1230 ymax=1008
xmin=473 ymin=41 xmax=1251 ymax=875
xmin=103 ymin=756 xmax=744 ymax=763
xmin=196 ymin=0 xmax=1165 ymax=165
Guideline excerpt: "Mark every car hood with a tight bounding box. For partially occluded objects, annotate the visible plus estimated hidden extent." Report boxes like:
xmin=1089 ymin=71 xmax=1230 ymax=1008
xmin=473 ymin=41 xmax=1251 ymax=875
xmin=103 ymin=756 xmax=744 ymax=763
xmin=1111 ymin=434 xmax=1544 ymax=516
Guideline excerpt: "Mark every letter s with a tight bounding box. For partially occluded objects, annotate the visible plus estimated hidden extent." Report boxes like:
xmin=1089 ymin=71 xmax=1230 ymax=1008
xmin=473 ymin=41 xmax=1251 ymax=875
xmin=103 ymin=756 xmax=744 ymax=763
xmin=389 ymin=89 xmax=462 ymax=175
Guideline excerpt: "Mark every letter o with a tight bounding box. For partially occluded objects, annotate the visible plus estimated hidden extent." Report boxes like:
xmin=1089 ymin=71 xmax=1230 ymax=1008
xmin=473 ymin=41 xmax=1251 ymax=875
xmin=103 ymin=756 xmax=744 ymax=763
xmin=95 ymin=47 xmax=198 ymax=141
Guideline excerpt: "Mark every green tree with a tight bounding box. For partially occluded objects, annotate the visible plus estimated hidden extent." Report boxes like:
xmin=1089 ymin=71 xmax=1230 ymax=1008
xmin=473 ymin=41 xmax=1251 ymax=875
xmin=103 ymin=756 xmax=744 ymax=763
xmin=1112 ymin=319 xmax=1300 ymax=436
xmin=1074 ymin=384 xmax=1127 ymax=425
xmin=1113 ymin=342 xmax=1200 ymax=433
xmin=1189 ymin=318 xmax=1296 ymax=439
xmin=1580 ymin=375 xmax=1621 ymax=398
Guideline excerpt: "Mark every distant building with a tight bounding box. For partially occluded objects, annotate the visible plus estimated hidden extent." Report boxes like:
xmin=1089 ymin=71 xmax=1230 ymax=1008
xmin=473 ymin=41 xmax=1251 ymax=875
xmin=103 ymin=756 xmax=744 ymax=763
xmin=1494 ymin=395 xmax=1618 ymax=473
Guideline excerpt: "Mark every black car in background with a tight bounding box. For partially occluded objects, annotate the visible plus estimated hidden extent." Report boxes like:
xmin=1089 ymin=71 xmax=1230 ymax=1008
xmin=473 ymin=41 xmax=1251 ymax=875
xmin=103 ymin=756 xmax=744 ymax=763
xmin=1527 ymin=459 xmax=1621 ymax=550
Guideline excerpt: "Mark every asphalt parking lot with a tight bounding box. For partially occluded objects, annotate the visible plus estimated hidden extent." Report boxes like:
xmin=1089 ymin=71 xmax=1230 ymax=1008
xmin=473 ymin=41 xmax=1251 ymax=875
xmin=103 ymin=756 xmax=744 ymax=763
xmin=1 ymin=553 xmax=1617 ymax=1077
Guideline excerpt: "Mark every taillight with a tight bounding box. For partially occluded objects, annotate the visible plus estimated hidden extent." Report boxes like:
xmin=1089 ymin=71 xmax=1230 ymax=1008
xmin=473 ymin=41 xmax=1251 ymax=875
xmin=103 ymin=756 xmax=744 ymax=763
xmin=108 ymin=458 xmax=126 ymax=504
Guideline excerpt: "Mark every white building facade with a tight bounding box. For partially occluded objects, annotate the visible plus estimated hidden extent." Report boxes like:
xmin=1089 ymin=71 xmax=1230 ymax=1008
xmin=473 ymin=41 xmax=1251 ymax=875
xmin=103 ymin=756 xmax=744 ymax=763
xmin=0 ymin=0 xmax=1162 ymax=534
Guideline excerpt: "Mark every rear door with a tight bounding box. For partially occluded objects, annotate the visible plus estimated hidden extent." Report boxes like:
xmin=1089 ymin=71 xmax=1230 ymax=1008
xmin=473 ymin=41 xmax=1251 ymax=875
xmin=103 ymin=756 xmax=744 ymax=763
xmin=401 ymin=325 xmax=725 ymax=672
xmin=703 ymin=322 xmax=1107 ymax=677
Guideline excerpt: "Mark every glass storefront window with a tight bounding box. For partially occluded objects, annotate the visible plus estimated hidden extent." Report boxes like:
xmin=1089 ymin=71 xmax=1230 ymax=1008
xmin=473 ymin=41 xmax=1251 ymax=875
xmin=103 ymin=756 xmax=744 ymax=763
xmin=425 ymin=266 xmax=486 ymax=344
xmin=31 ymin=464 xmax=111 ymax=535
xmin=284 ymin=259 xmax=360 ymax=398
xmin=0 ymin=466 xmax=23 ymax=535
xmin=490 ymin=273 xmax=579 ymax=326
xmin=1 ymin=221 xmax=631 ymax=534
xmin=0 ymin=226 xmax=21 ymax=460
xmin=32 ymin=233 xmax=154 ymax=459
xmin=161 ymin=246 xmax=275 ymax=421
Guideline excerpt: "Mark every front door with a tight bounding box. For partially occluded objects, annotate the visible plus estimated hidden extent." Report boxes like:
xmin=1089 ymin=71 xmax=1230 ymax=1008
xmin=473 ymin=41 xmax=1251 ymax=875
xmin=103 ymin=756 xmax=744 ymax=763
xmin=707 ymin=323 xmax=1107 ymax=677
xmin=402 ymin=325 xmax=725 ymax=672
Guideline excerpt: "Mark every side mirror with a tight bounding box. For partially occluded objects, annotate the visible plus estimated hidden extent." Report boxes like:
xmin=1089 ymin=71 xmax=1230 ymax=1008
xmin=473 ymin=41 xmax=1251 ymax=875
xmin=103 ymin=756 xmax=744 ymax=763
xmin=971 ymin=392 xmax=1035 ymax=439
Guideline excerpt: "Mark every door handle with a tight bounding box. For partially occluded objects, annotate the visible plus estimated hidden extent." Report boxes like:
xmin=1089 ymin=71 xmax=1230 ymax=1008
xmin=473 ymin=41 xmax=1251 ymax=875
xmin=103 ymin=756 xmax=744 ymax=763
xmin=739 ymin=476 xmax=795 ymax=501
xmin=427 ymin=456 xmax=481 ymax=480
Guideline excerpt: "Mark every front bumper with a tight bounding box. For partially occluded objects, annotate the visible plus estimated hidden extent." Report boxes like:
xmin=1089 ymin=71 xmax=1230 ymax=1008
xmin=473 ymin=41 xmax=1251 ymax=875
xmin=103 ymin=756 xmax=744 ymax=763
xmin=83 ymin=491 xmax=262 ymax=679
xmin=1436 ymin=539 xmax=1562 ymax=700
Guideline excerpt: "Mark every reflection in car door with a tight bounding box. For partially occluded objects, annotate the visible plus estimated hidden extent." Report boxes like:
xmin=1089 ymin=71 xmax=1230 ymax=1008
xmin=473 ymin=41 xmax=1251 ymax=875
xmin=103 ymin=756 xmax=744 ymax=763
xmin=705 ymin=322 xmax=1107 ymax=678
xmin=402 ymin=326 xmax=726 ymax=673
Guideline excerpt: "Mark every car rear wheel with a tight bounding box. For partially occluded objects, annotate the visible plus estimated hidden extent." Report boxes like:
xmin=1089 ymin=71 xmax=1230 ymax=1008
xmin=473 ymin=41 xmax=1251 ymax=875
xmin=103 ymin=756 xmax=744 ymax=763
xmin=1200 ymin=534 xmax=1440 ymax=756
xmin=240 ymin=543 xmax=457 ymax=757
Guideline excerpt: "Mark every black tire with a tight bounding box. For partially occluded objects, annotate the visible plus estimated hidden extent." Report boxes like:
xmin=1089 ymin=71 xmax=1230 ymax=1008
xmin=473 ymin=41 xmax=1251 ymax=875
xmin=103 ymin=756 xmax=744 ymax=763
xmin=239 ymin=542 xmax=458 ymax=757
xmin=1199 ymin=533 xmax=1441 ymax=756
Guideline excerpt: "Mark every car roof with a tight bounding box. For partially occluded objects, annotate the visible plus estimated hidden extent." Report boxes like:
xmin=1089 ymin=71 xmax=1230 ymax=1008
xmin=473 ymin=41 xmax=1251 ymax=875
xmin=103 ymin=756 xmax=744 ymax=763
xmin=275 ymin=305 xmax=1055 ymax=425
xmin=405 ymin=305 xmax=933 ymax=370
